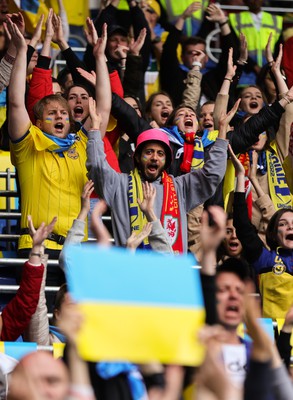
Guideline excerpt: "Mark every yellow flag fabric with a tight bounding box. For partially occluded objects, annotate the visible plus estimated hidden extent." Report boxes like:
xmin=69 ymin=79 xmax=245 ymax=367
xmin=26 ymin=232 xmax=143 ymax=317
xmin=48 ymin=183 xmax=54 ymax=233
xmin=0 ymin=150 xmax=17 ymax=210
xmin=52 ymin=342 xmax=65 ymax=359
xmin=65 ymin=244 xmax=206 ymax=366
xmin=54 ymin=0 xmax=89 ymax=27
xmin=9 ymin=0 xmax=89 ymax=35
xmin=9 ymin=1 xmax=49 ymax=36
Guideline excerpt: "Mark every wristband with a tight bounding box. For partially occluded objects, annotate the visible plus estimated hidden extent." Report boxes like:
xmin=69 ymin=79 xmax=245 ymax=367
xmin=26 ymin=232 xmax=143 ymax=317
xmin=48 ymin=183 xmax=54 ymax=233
xmin=219 ymin=20 xmax=228 ymax=27
xmin=30 ymin=252 xmax=41 ymax=257
xmin=224 ymin=77 xmax=232 ymax=82
xmin=4 ymin=52 xmax=15 ymax=65
xmin=192 ymin=61 xmax=202 ymax=68
xmin=237 ymin=59 xmax=248 ymax=65
xmin=282 ymin=95 xmax=291 ymax=105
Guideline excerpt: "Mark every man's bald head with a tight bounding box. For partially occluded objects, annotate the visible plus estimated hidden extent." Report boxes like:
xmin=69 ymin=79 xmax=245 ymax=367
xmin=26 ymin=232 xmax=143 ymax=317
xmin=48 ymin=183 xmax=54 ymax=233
xmin=8 ymin=351 xmax=69 ymax=400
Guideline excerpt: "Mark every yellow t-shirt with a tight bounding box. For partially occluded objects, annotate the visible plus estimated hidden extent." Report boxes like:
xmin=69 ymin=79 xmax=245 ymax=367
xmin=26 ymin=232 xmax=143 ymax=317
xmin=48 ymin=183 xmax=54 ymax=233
xmin=10 ymin=125 xmax=88 ymax=250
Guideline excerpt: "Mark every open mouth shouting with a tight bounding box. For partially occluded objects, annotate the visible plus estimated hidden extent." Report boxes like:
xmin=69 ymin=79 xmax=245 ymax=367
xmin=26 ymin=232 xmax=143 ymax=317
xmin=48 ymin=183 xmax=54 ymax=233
xmin=147 ymin=163 xmax=159 ymax=175
xmin=184 ymin=118 xmax=194 ymax=130
xmin=161 ymin=110 xmax=170 ymax=121
xmin=225 ymin=304 xmax=240 ymax=319
xmin=283 ymin=233 xmax=293 ymax=248
xmin=73 ymin=106 xmax=84 ymax=120
xmin=249 ymin=101 xmax=259 ymax=110
xmin=203 ymin=122 xmax=213 ymax=130
xmin=54 ymin=122 xmax=65 ymax=133
xmin=227 ymin=240 xmax=241 ymax=255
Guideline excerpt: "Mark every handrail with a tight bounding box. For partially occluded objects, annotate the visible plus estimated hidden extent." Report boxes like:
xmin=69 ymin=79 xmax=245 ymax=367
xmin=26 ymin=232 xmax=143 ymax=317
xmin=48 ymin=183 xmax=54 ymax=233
xmin=221 ymin=4 xmax=293 ymax=13
xmin=0 ymin=258 xmax=59 ymax=265
xmin=0 ymin=285 xmax=60 ymax=292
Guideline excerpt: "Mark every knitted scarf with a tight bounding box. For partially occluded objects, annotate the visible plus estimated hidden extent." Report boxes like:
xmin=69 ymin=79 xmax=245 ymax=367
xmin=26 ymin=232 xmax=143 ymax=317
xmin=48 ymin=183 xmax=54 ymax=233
xmin=128 ymin=168 xmax=183 ymax=253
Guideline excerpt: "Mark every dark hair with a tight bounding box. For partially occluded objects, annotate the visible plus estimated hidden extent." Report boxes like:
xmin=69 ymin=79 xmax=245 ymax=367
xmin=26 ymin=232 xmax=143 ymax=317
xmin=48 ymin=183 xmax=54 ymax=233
xmin=182 ymin=36 xmax=206 ymax=55
xmin=63 ymin=82 xmax=95 ymax=101
xmin=216 ymin=213 xmax=233 ymax=262
xmin=238 ymin=84 xmax=266 ymax=102
xmin=57 ymin=67 xmax=72 ymax=90
xmin=124 ymin=93 xmax=145 ymax=119
xmin=238 ymin=85 xmax=277 ymax=145
xmin=216 ymin=257 xmax=253 ymax=281
xmin=266 ymin=208 xmax=293 ymax=250
xmin=256 ymin=64 xmax=274 ymax=104
xmin=145 ymin=91 xmax=173 ymax=120
xmin=134 ymin=140 xmax=171 ymax=168
xmin=52 ymin=283 xmax=68 ymax=325
xmin=165 ymin=104 xmax=197 ymax=127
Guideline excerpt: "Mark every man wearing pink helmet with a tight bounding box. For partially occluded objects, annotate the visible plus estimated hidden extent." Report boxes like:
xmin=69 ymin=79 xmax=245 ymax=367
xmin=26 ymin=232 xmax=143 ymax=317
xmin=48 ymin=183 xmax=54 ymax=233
xmin=87 ymin=114 xmax=232 ymax=253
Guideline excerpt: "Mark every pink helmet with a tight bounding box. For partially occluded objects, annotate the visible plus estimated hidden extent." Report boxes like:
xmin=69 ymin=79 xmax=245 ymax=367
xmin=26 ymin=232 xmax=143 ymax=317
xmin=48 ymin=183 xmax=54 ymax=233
xmin=134 ymin=128 xmax=173 ymax=169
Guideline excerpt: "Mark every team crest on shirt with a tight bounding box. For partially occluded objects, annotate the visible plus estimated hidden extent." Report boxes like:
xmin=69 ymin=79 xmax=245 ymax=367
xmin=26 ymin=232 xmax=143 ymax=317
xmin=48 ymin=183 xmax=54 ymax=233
xmin=272 ymin=263 xmax=286 ymax=275
xmin=67 ymin=147 xmax=79 ymax=159
xmin=163 ymin=215 xmax=178 ymax=245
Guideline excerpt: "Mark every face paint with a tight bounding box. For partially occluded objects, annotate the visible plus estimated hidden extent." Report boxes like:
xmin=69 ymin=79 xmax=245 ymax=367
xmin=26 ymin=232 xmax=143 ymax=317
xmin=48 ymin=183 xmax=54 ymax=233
xmin=65 ymin=117 xmax=70 ymax=124
xmin=45 ymin=117 xmax=53 ymax=123
xmin=142 ymin=155 xmax=148 ymax=161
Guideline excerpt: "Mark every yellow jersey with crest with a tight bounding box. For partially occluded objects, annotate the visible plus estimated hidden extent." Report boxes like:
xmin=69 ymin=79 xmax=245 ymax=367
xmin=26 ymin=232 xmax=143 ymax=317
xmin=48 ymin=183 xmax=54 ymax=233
xmin=10 ymin=124 xmax=88 ymax=250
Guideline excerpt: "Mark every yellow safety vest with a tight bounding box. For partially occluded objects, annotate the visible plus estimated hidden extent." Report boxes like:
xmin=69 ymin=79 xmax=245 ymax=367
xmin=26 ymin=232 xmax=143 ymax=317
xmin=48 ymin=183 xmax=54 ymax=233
xmin=160 ymin=0 xmax=208 ymax=36
xmin=118 ymin=0 xmax=208 ymax=36
xmin=229 ymin=11 xmax=283 ymax=67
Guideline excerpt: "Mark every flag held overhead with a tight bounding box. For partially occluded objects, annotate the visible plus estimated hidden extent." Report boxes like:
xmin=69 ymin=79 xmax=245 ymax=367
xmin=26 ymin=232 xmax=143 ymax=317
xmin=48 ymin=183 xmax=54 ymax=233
xmin=65 ymin=244 xmax=205 ymax=366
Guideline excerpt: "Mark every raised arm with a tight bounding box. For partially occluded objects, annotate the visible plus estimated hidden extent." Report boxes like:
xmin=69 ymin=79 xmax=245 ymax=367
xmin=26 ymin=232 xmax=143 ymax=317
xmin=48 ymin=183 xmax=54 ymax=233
xmin=0 ymin=13 xmax=24 ymax=93
xmin=213 ymin=47 xmax=236 ymax=130
xmin=0 ymin=216 xmax=56 ymax=341
xmin=229 ymin=147 xmax=264 ymax=262
xmin=83 ymin=23 xmax=110 ymax=136
xmin=178 ymin=102 xmax=239 ymax=212
xmin=7 ymin=19 xmax=31 ymax=141
xmin=26 ymin=12 xmax=54 ymax=122
xmin=181 ymin=49 xmax=205 ymax=111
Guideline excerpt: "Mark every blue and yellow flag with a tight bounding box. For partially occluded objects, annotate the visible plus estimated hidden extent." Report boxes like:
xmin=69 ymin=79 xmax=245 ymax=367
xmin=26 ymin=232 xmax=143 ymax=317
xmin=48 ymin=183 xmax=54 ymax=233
xmin=9 ymin=1 xmax=49 ymax=35
xmin=65 ymin=244 xmax=205 ymax=366
xmin=9 ymin=1 xmax=89 ymax=34
xmin=237 ymin=318 xmax=275 ymax=342
xmin=0 ymin=341 xmax=37 ymax=360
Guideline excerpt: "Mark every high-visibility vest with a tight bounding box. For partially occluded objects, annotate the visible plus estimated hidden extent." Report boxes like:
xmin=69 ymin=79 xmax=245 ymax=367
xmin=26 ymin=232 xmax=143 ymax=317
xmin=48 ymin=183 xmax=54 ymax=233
xmin=160 ymin=0 xmax=208 ymax=36
xmin=229 ymin=11 xmax=283 ymax=67
xmin=117 ymin=0 xmax=131 ymax=10
xmin=117 ymin=0 xmax=208 ymax=36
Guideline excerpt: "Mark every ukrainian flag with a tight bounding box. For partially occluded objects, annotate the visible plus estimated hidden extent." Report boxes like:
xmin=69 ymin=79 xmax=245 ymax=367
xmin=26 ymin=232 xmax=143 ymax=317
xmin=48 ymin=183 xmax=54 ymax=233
xmin=9 ymin=1 xmax=49 ymax=35
xmin=0 ymin=341 xmax=37 ymax=360
xmin=65 ymin=244 xmax=205 ymax=366
xmin=0 ymin=342 xmax=64 ymax=359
